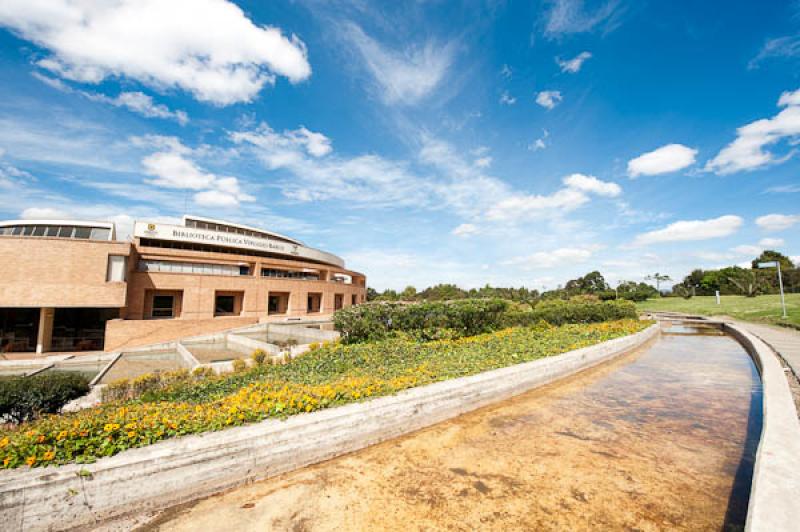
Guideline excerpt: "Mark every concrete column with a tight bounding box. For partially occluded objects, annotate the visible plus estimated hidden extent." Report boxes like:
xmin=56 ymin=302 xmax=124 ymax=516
xmin=36 ymin=307 xmax=54 ymax=355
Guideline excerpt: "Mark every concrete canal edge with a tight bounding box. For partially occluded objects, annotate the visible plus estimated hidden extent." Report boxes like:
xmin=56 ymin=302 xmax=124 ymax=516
xmin=0 ymin=324 xmax=659 ymax=531
xmin=723 ymin=322 xmax=800 ymax=532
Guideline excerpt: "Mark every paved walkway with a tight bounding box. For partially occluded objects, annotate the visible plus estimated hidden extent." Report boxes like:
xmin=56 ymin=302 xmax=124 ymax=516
xmin=730 ymin=321 xmax=800 ymax=379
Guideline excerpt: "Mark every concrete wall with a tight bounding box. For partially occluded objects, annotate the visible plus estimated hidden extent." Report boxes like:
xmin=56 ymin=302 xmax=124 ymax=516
xmin=104 ymin=316 xmax=258 ymax=351
xmin=0 ymin=237 xmax=130 ymax=308
xmin=723 ymin=323 xmax=800 ymax=532
xmin=0 ymin=324 xmax=658 ymax=532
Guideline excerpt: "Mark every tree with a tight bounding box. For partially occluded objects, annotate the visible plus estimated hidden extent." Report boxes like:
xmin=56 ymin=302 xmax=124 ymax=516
xmin=399 ymin=286 xmax=417 ymax=300
xmin=366 ymin=287 xmax=379 ymax=301
xmin=645 ymin=273 xmax=672 ymax=292
xmin=728 ymin=269 xmax=768 ymax=297
xmin=751 ymin=250 xmax=795 ymax=271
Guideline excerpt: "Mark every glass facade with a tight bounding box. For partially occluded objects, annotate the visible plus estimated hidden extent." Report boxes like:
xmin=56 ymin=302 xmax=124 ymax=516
xmin=261 ymin=268 xmax=320 ymax=280
xmin=138 ymin=260 xmax=248 ymax=276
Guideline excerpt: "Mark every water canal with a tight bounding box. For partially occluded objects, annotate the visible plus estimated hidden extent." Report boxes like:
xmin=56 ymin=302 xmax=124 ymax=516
xmin=143 ymin=325 xmax=762 ymax=531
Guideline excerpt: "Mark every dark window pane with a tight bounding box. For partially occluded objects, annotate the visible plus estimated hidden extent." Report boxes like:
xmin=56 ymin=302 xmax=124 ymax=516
xmin=74 ymin=226 xmax=91 ymax=239
xmin=152 ymin=295 xmax=174 ymax=318
xmin=22 ymin=225 xmax=35 ymax=236
xmin=32 ymin=226 xmax=46 ymax=236
xmin=215 ymin=295 xmax=236 ymax=315
xmin=44 ymin=225 xmax=59 ymax=236
xmin=58 ymin=226 xmax=76 ymax=238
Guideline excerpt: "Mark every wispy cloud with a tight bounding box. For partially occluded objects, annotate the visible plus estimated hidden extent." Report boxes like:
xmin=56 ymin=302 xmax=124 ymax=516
xmin=706 ymin=88 xmax=800 ymax=174
xmin=343 ymin=23 xmax=457 ymax=105
xmin=556 ymin=51 xmax=592 ymax=73
xmin=755 ymin=213 xmax=800 ymax=232
xmin=749 ymin=34 xmax=800 ymax=69
xmin=33 ymin=73 xmax=188 ymax=124
xmin=633 ymin=215 xmax=743 ymax=246
xmin=499 ymin=91 xmax=517 ymax=105
xmin=541 ymin=0 xmax=623 ymax=40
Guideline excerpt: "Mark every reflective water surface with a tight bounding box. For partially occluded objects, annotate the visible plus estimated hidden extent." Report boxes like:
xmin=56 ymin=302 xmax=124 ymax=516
xmin=146 ymin=327 xmax=762 ymax=532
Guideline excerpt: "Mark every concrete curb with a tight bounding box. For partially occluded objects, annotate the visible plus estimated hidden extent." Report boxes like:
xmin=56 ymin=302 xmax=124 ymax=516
xmin=0 ymin=324 xmax=658 ymax=532
xmin=723 ymin=323 xmax=800 ymax=532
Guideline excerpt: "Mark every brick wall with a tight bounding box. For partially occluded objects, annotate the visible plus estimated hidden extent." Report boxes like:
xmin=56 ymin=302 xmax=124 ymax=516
xmin=104 ymin=316 xmax=259 ymax=352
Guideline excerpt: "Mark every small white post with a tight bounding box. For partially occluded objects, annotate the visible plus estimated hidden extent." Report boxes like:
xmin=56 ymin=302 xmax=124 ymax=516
xmin=715 ymin=290 xmax=720 ymax=305
xmin=777 ymin=262 xmax=788 ymax=319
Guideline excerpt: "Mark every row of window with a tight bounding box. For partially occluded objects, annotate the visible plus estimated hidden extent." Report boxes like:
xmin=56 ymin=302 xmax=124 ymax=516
xmin=261 ymin=268 xmax=320 ymax=280
xmin=149 ymin=291 xmax=357 ymax=319
xmin=184 ymin=219 xmax=297 ymax=245
xmin=138 ymin=260 xmax=249 ymax=276
xmin=0 ymin=224 xmax=111 ymax=241
xmin=138 ymin=260 xmax=330 ymax=281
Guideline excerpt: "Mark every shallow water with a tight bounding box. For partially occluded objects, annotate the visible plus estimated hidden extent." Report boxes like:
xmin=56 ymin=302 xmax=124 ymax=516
xmin=146 ymin=328 xmax=762 ymax=532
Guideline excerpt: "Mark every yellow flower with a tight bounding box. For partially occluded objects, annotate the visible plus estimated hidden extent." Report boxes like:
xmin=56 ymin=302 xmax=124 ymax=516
xmin=25 ymin=455 xmax=36 ymax=466
xmin=3 ymin=456 xmax=10 ymax=467
xmin=56 ymin=431 xmax=68 ymax=441
xmin=43 ymin=451 xmax=55 ymax=461
xmin=37 ymin=435 xmax=45 ymax=443
xmin=0 ymin=437 xmax=8 ymax=448
xmin=127 ymin=431 xmax=136 ymax=438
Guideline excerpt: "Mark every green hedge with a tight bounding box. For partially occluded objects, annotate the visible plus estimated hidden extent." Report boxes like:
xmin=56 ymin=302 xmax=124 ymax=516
xmin=502 ymin=299 xmax=638 ymax=327
xmin=334 ymin=299 xmax=510 ymax=343
xmin=334 ymin=298 xmax=638 ymax=343
xmin=0 ymin=372 xmax=90 ymax=424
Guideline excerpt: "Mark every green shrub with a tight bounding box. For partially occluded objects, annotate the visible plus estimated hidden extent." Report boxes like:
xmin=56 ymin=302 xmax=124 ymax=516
xmin=232 ymin=359 xmax=247 ymax=373
xmin=501 ymin=299 xmax=637 ymax=327
xmin=334 ymin=298 xmax=637 ymax=343
xmin=0 ymin=373 xmax=90 ymax=423
xmin=334 ymin=299 xmax=509 ymax=343
xmin=251 ymin=349 xmax=267 ymax=366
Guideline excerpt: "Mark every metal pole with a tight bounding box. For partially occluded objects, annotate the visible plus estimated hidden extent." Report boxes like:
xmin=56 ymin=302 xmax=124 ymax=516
xmin=777 ymin=262 xmax=788 ymax=319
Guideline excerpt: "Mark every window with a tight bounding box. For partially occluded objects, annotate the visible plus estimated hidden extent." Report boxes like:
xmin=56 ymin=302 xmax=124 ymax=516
xmin=57 ymin=226 xmax=75 ymax=238
xmin=74 ymin=226 xmax=92 ymax=239
xmin=334 ymin=294 xmax=344 ymax=310
xmin=268 ymin=292 xmax=290 ymax=315
xmin=261 ymin=268 xmax=320 ymax=280
xmin=215 ymin=294 xmax=237 ymax=316
xmin=307 ymin=293 xmax=322 ymax=313
xmin=44 ymin=226 xmax=59 ymax=237
xmin=151 ymin=295 xmax=175 ymax=318
xmin=22 ymin=225 xmax=34 ymax=236
xmin=32 ymin=226 xmax=46 ymax=236
xmin=106 ymin=255 xmax=127 ymax=282
xmin=352 ymin=294 xmax=358 ymax=305
xmin=239 ymin=265 xmax=250 ymax=276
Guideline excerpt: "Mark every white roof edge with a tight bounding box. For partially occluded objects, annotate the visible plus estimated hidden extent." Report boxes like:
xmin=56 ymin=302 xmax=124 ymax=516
xmin=0 ymin=219 xmax=116 ymax=240
xmin=182 ymin=214 xmax=304 ymax=246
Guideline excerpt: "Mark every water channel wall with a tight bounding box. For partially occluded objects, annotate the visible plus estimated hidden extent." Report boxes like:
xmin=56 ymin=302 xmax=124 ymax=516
xmin=0 ymin=324 xmax=659 ymax=531
xmin=723 ymin=323 xmax=800 ymax=532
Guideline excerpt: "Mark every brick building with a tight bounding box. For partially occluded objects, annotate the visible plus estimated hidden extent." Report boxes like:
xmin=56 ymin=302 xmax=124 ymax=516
xmin=0 ymin=215 xmax=366 ymax=353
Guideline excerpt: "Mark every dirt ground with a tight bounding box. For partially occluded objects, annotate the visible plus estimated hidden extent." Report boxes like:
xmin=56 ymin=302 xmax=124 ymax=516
xmin=133 ymin=332 xmax=759 ymax=532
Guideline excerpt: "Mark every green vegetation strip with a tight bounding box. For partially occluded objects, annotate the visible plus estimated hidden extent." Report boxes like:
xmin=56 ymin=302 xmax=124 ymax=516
xmin=0 ymin=320 xmax=647 ymax=469
xmin=636 ymin=294 xmax=800 ymax=329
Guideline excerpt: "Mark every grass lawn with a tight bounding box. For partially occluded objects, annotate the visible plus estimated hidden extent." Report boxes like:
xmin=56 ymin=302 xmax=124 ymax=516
xmin=636 ymin=293 xmax=800 ymax=329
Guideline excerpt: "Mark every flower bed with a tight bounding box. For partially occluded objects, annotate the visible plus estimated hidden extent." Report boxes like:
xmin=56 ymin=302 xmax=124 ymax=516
xmin=0 ymin=320 xmax=648 ymax=469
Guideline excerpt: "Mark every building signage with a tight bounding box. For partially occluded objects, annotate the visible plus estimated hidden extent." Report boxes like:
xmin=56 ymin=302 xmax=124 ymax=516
xmin=133 ymin=222 xmax=344 ymax=268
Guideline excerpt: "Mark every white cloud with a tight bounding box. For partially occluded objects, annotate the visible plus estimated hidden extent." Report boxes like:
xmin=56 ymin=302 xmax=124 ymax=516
xmin=140 ymin=137 xmax=253 ymax=207
xmin=759 ymin=237 xmax=785 ymax=247
xmin=706 ymin=90 xmax=800 ymax=174
xmin=536 ymin=90 xmax=562 ymax=110
xmin=542 ymin=0 xmax=623 ymax=39
xmin=500 ymin=64 xmax=512 ymax=79
xmin=34 ymin=72 xmax=189 ymax=124
xmin=755 ymin=213 xmax=800 ymax=232
xmin=731 ymin=245 xmax=762 ymax=256
xmin=633 ymin=215 xmax=743 ymax=246
xmin=0 ymin=0 xmax=311 ymax=105
xmin=503 ymin=246 xmax=596 ymax=270
xmin=499 ymin=91 xmax=516 ymax=105
xmin=528 ymin=129 xmax=549 ymax=151
xmin=486 ymin=174 xmax=621 ymax=222
xmin=627 ymin=144 xmax=698 ymax=177
xmin=556 ymin=51 xmax=592 ymax=73
xmin=562 ymin=173 xmax=621 ymax=197
xmin=749 ymin=35 xmax=800 ymax=69
xmin=344 ymin=23 xmax=456 ymax=105
xmin=474 ymin=156 xmax=492 ymax=168
xmin=452 ymin=223 xmax=478 ymax=237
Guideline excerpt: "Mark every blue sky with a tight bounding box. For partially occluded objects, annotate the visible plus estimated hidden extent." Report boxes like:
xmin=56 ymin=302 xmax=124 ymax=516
xmin=0 ymin=0 xmax=798 ymax=290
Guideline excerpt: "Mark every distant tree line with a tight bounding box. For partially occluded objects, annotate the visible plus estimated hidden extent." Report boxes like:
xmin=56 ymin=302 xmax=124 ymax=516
xmin=366 ymin=271 xmax=658 ymax=305
xmin=673 ymin=250 xmax=798 ymax=298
